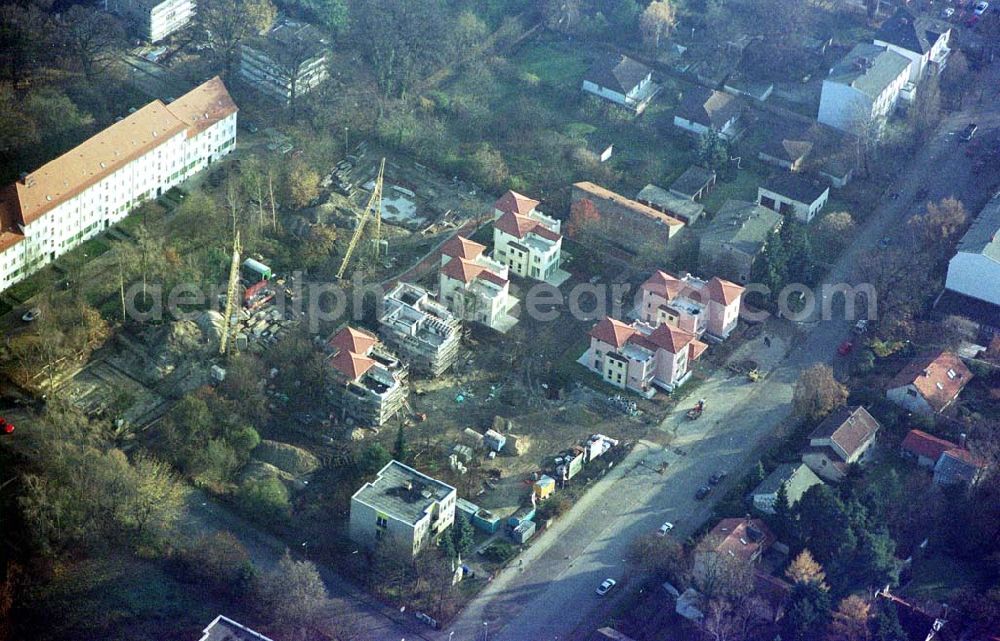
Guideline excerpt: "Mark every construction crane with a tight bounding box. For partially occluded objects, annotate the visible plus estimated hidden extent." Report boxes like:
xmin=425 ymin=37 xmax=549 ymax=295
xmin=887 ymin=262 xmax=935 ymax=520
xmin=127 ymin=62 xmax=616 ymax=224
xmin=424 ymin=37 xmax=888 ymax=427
xmin=336 ymin=158 xmax=385 ymax=280
xmin=219 ymin=231 xmax=242 ymax=356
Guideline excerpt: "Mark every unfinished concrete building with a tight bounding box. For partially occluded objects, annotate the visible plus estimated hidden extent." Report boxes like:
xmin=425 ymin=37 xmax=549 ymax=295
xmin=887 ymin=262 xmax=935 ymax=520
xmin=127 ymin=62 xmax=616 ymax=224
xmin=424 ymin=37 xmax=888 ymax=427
xmin=379 ymin=282 xmax=462 ymax=377
xmin=326 ymin=326 xmax=408 ymax=427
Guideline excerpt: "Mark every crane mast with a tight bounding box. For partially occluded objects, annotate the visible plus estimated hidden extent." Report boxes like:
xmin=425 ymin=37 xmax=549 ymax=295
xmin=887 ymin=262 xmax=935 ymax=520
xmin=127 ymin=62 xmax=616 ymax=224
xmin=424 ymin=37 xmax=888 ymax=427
xmin=336 ymin=158 xmax=385 ymax=280
xmin=220 ymin=231 xmax=242 ymax=355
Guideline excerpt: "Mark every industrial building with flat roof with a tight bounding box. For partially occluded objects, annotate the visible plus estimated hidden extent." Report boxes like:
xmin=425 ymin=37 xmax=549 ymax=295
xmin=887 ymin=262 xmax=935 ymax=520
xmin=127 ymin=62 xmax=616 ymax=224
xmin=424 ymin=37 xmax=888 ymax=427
xmin=349 ymin=460 xmax=457 ymax=557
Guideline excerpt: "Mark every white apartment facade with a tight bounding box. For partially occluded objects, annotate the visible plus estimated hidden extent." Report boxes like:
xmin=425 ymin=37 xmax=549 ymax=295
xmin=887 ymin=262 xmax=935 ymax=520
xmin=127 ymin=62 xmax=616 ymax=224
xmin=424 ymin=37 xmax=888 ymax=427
xmin=239 ymin=20 xmax=330 ymax=104
xmin=0 ymin=77 xmax=237 ymax=293
xmin=491 ymin=191 xmax=562 ymax=282
xmin=108 ymin=0 xmax=195 ymax=43
xmin=438 ymin=235 xmax=519 ymax=332
xmin=349 ymin=460 xmax=457 ymax=557
xmin=817 ymin=43 xmax=910 ymax=135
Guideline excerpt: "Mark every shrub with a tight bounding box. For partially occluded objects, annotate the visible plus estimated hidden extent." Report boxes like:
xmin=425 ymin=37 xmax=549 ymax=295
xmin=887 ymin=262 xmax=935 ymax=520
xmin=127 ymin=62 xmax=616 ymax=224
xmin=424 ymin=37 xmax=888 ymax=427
xmin=237 ymin=477 xmax=291 ymax=524
xmin=483 ymin=542 xmax=517 ymax=564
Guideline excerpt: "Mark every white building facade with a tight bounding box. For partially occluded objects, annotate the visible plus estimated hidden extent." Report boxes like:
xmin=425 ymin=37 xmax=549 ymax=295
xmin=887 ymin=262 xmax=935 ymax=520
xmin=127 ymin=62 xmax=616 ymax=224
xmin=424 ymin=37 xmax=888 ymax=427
xmin=108 ymin=0 xmax=195 ymax=43
xmin=491 ymin=191 xmax=562 ymax=282
xmin=0 ymin=77 xmax=237 ymax=293
xmin=945 ymin=192 xmax=1000 ymax=307
xmin=817 ymin=44 xmax=910 ymax=135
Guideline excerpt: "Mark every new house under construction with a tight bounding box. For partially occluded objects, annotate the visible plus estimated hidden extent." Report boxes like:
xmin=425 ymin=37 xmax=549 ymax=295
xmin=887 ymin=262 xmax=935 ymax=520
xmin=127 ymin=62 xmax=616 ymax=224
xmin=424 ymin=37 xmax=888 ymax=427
xmin=326 ymin=326 xmax=409 ymax=427
xmin=379 ymin=282 xmax=462 ymax=377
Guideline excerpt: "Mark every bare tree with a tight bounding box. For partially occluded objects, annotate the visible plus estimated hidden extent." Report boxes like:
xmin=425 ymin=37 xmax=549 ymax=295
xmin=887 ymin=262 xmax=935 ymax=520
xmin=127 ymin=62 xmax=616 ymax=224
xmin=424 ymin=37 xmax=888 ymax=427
xmin=639 ymin=0 xmax=677 ymax=52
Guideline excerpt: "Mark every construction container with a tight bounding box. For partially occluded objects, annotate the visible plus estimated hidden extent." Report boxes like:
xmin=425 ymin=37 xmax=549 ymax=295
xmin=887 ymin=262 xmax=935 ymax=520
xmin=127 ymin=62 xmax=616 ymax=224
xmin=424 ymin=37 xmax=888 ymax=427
xmin=484 ymin=429 xmax=506 ymax=452
xmin=533 ymin=475 xmax=556 ymax=501
xmin=242 ymin=258 xmax=273 ymax=282
xmin=512 ymin=520 xmax=536 ymax=544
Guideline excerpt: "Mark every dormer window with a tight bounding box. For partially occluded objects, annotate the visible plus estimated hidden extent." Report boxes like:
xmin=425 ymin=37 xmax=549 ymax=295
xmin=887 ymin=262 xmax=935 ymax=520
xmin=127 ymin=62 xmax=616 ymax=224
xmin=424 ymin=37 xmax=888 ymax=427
xmin=947 ymin=369 xmax=957 ymax=380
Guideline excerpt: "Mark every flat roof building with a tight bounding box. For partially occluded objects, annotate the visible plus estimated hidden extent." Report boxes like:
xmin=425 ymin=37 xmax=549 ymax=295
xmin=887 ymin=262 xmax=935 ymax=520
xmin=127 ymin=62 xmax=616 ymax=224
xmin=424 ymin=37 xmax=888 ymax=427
xmin=349 ymin=460 xmax=457 ymax=557
xmin=240 ymin=19 xmax=329 ymax=105
xmin=379 ymin=282 xmax=462 ymax=377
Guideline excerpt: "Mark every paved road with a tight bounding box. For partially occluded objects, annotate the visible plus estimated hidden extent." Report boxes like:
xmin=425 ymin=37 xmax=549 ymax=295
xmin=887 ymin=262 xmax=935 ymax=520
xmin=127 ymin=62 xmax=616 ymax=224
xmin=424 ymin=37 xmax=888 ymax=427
xmin=437 ymin=59 xmax=1000 ymax=641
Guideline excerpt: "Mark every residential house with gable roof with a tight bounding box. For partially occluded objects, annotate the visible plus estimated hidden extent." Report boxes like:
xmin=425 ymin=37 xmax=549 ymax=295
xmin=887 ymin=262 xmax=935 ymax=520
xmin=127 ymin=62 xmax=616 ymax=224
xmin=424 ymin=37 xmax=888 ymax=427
xmin=580 ymin=316 xmax=708 ymax=396
xmin=0 ymin=77 xmax=237 ymax=293
xmin=325 ymin=326 xmax=408 ymax=426
xmin=349 ymin=460 xmax=456 ymax=557
xmin=945 ymin=191 xmax=1000 ymax=308
xmin=638 ymin=270 xmax=744 ymax=341
xmin=693 ymin=517 xmax=775 ymax=583
xmin=673 ymin=87 xmax=742 ymax=140
xmin=817 ymin=42 xmax=910 ymax=135
xmin=886 ymin=351 xmax=972 ymax=414
xmin=901 ymin=429 xmax=987 ymax=487
xmin=751 ymin=463 xmax=824 ymax=514
xmin=581 ymin=53 xmax=658 ymax=114
xmin=491 ymin=191 xmax=564 ymax=284
xmin=873 ymin=8 xmax=951 ymax=89
xmin=438 ymin=235 xmax=518 ymax=332
xmin=698 ymin=199 xmax=782 ymax=284
xmin=801 ymin=406 xmax=880 ymax=482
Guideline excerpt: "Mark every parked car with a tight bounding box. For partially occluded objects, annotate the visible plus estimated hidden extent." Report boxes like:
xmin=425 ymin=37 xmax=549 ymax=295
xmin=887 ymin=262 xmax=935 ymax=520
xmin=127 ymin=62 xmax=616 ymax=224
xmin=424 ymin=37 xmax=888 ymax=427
xmin=596 ymin=578 xmax=617 ymax=596
xmin=837 ymin=340 xmax=854 ymax=356
xmin=961 ymin=123 xmax=979 ymax=141
xmin=942 ymin=6 xmax=956 ymax=16
xmin=695 ymin=485 xmax=712 ymax=500
xmin=658 ymin=522 xmax=674 ymax=536
xmin=853 ymin=320 xmax=869 ymax=335
xmin=21 ymin=307 xmax=40 ymax=322
xmin=709 ymin=471 xmax=728 ymax=485
xmin=974 ymin=1 xmax=989 ymax=15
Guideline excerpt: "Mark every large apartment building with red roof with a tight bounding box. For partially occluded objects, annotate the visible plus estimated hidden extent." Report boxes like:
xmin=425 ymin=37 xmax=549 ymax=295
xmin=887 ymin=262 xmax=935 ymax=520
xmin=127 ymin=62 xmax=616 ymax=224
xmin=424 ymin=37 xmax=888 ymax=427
xmin=0 ymin=77 xmax=237 ymax=293
xmin=491 ymin=190 xmax=564 ymax=283
xmin=580 ymin=316 xmax=708 ymax=396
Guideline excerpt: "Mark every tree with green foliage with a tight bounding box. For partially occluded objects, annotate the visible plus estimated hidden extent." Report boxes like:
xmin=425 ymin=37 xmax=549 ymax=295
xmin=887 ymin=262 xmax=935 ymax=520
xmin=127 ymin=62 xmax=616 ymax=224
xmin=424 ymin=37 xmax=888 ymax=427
xmin=853 ymin=528 xmax=900 ymax=587
xmin=792 ymin=364 xmax=848 ymax=421
xmin=872 ymin=599 xmax=907 ymax=641
xmin=696 ymin=129 xmax=729 ymax=172
xmin=237 ymin=477 xmax=291 ymax=523
xmin=451 ymin=514 xmax=475 ymax=557
xmin=770 ymin=481 xmax=793 ymax=541
xmin=793 ymin=485 xmax=857 ymax=567
xmin=357 ymin=443 xmax=391 ymax=477
xmin=781 ymin=583 xmax=832 ymax=641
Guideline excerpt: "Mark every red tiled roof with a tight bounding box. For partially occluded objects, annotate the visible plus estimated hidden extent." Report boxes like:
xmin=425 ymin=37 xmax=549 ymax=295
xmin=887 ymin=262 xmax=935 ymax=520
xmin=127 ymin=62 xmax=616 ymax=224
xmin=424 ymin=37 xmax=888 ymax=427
xmin=646 ymin=323 xmax=697 ymax=354
xmin=440 ymin=235 xmax=485 ymax=261
xmin=573 ymin=181 xmax=684 ymax=228
xmin=478 ymin=269 xmax=508 ymax=286
xmin=689 ymin=339 xmax=708 ymax=361
xmin=494 ymin=210 xmax=562 ymax=242
xmin=809 ymin=406 xmax=880 ymax=459
xmin=707 ymin=518 xmax=774 ymax=563
xmin=328 ymin=326 xmax=377 ymax=355
xmin=590 ymin=317 xmax=636 ymax=348
xmin=165 ymin=76 xmax=238 ymax=138
xmin=494 ymin=190 xmax=539 ymax=216
xmin=441 ymin=257 xmax=485 ymax=284
xmin=888 ymin=352 xmax=973 ymax=412
xmin=901 ymin=429 xmax=956 ymax=462
xmin=706 ymin=276 xmax=744 ymax=305
xmin=328 ymin=349 xmax=376 ymax=380
xmin=641 ymin=270 xmax=686 ymax=301
xmin=0 ymin=186 xmax=24 ymax=252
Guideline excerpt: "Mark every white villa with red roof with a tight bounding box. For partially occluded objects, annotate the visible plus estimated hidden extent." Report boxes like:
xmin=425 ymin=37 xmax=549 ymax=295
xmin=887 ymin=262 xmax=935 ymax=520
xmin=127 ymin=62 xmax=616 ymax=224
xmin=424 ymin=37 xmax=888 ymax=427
xmin=801 ymin=406 xmax=880 ymax=482
xmin=580 ymin=317 xmax=708 ymax=396
xmin=491 ymin=191 xmax=567 ymax=285
xmin=0 ymin=77 xmax=237 ymax=293
xmin=325 ymin=326 xmax=408 ymax=426
xmin=438 ymin=235 xmax=519 ymax=333
xmin=638 ymin=270 xmax=745 ymax=341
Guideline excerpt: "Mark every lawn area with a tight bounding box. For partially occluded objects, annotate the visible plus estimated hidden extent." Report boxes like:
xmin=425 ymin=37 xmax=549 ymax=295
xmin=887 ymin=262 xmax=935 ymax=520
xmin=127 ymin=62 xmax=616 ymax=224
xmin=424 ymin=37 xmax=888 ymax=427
xmin=701 ymin=165 xmax=768 ymax=213
xmin=904 ymin=553 xmax=991 ymax=602
xmin=58 ymin=237 xmax=112 ymax=272
xmin=5 ymin=274 xmax=44 ymax=304
xmin=512 ymin=41 xmax=591 ymax=89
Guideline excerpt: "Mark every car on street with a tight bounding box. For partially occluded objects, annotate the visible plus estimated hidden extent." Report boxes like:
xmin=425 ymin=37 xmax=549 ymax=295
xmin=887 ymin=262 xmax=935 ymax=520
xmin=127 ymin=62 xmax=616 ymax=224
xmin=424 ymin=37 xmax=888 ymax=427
xmin=658 ymin=522 xmax=674 ymax=536
xmin=975 ymin=1 xmax=989 ymax=15
xmin=837 ymin=340 xmax=854 ymax=356
xmin=942 ymin=6 xmax=955 ymax=16
xmin=960 ymin=123 xmax=979 ymax=141
xmin=21 ymin=307 xmax=40 ymax=322
xmin=888 ymin=191 xmax=900 ymax=200
xmin=596 ymin=579 xmax=617 ymax=596
xmin=695 ymin=485 xmax=712 ymax=500
xmin=709 ymin=471 xmax=728 ymax=485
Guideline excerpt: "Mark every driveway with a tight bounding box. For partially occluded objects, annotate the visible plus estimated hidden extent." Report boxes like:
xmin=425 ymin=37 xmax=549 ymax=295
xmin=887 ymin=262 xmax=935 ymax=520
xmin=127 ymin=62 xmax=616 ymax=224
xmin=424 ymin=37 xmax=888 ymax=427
xmin=436 ymin=58 xmax=1000 ymax=641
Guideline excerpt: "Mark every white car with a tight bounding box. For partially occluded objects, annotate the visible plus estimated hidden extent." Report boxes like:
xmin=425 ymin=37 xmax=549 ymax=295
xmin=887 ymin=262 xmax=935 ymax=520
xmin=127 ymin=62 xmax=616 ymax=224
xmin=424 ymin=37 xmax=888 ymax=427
xmin=942 ymin=6 xmax=955 ymax=17
xmin=596 ymin=578 xmax=617 ymax=596
xmin=658 ymin=522 xmax=674 ymax=536
xmin=974 ymin=1 xmax=989 ymax=15
xmin=21 ymin=307 xmax=41 ymax=322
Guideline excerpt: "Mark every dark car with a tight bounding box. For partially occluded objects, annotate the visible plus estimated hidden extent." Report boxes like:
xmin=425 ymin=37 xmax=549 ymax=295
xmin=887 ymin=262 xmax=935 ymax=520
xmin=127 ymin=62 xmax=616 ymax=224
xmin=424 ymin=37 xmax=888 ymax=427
xmin=709 ymin=471 xmax=728 ymax=485
xmin=696 ymin=485 xmax=712 ymax=500
xmin=960 ymin=123 xmax=979 ymax=141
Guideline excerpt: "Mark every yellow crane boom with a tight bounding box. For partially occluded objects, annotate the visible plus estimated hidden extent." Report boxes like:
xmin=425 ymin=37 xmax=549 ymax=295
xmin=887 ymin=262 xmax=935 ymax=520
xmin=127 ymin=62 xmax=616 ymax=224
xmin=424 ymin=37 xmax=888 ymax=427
xmin=220 ymin=231 xmax=242 ymax=355
xmin=336 ymin=158 xmax=385 ymax=280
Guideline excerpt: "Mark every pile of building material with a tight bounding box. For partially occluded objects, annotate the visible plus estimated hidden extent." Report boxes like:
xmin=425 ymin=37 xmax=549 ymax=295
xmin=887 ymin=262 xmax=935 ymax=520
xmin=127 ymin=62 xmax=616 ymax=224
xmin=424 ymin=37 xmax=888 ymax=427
xmin=253 ymin=440 xmax=321 ymax=476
